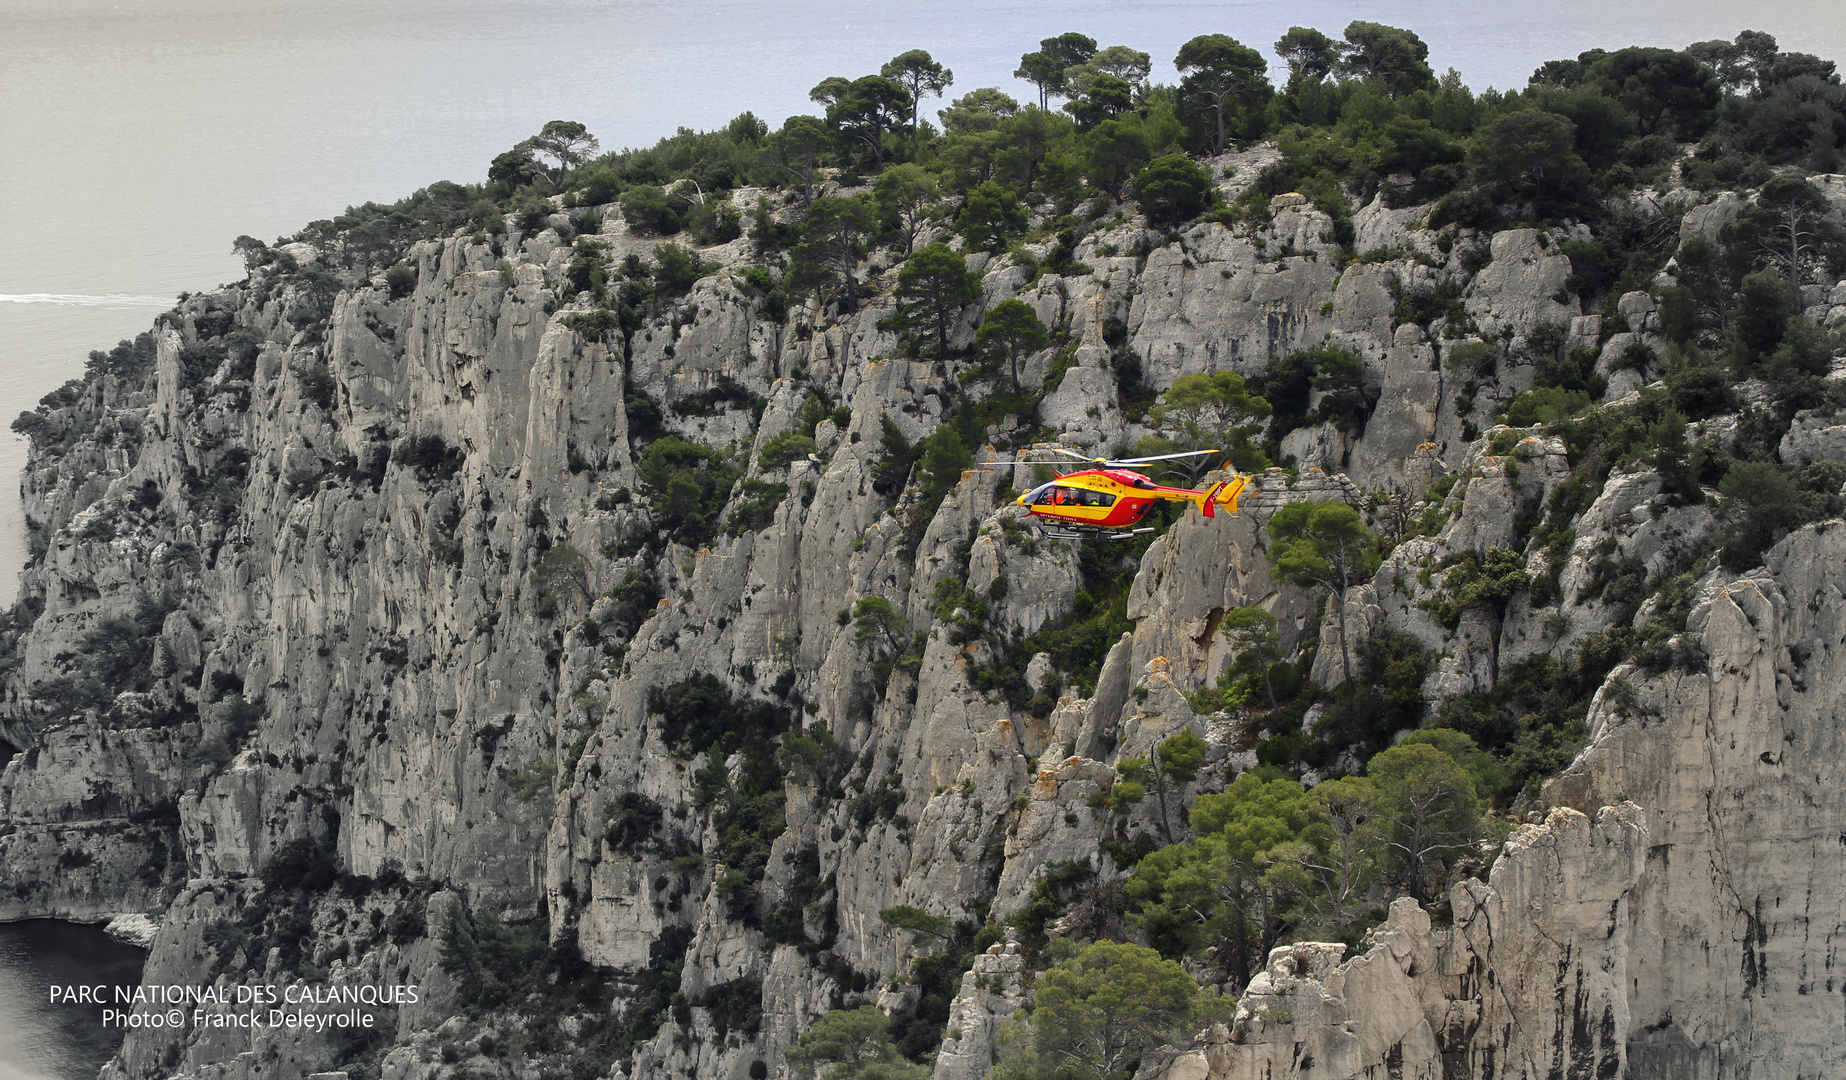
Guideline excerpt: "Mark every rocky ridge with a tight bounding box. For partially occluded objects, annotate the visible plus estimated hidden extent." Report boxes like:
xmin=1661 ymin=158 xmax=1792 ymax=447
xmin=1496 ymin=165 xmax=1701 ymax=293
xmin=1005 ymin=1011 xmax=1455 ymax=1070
xmin=0 ymin=152 xmax=1842 ymax=1080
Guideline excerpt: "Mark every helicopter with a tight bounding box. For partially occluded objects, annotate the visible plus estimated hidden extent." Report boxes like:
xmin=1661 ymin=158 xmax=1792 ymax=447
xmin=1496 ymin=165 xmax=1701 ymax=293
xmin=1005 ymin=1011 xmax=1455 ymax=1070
xmin=1013 ymin=448 xmax=1254 ymax=541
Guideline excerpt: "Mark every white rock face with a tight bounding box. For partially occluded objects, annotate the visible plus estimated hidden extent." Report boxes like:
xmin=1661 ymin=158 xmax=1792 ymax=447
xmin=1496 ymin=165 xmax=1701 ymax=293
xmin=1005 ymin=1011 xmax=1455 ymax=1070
xmin=1679 ymin=191 xmax=1745 ymax=243
xmin=1146 ymin=805 xmax=1647 ymax=1080
xmin=1779 ymin=408 xmax=1846 ymax=465
xmin=1121 ymin=220 xmax=1341 ymax=385
xmin=1149 ymin=520 xmax=1846 ymax=1080
xmin=1464 ymin=230 xmax=1576 ymax=342
xmin=104 ymin=912 xmax=160 ymax=947
xmin=1345 ymin=325 xmax=1440 ymax=488
xmin=1541 ymin=525 xmax=1846 ymax=1077
xmin=1 ymin=169 xmax=1834 ymax=1080
xmin=931 ymin=941 xmax=1029 ymax=1080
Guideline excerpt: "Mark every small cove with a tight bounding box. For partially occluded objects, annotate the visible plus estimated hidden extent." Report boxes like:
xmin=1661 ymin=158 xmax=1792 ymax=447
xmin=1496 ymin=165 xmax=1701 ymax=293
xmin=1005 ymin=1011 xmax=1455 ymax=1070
xmin=0 ymin=921 xmax=148 ymax=1080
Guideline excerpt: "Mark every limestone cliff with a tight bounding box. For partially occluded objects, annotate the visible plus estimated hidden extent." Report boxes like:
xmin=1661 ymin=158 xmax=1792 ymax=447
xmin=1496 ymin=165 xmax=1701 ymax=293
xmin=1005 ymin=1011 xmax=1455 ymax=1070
xmin=1145 ymin=523 xmax=1846 ymax=1080
xmin=1 ymin=155 xmax=1842 ymax=1080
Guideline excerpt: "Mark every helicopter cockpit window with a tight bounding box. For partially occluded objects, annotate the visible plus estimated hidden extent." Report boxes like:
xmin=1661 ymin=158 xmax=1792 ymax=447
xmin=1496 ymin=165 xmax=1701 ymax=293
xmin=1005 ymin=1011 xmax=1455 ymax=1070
xmin=1027 ymin=484 xmax=1116 ymax=508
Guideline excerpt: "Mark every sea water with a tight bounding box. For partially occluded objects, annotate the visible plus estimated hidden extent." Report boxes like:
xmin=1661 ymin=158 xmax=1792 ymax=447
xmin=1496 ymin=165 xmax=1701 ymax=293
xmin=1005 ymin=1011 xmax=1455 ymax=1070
xmin=0 ymin=921 xmax=147 ymax=1080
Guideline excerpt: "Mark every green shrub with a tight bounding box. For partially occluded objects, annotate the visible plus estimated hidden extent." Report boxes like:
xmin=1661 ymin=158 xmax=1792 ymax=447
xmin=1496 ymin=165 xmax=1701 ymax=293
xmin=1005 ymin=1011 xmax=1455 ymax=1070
xmin=670 ymin=376 xmax=758 ymax=417
xmin=694 ymin=978 xmax=763 ymax=1038
xmin=1253 ymin=344 xmax=1377 ymax=446
xmin=871 ymin=416 xmax=916 ymax=497
xmin=724 ymin=479 xmax=788 ymax=536
xmin=1261 ymin=627 xmax=1429 ymax=772
xmin=298 ymin=363 xmax=336 ymax=410
xmin=570 ymin=208 xmax=603 ymax=235
xmin=384 ymin=261 xmax=418 ymax=299
xmin=956 ymin=181 xmax=1028 ymax=253
xmin=41 ymin=377 xmax=89 ymax=408
xmin=531 ymin=544 xmax=594 ymax=614
xmin=637 ymin=436 xmax=738 ymax=546
xmin=259 ymin=838 xmax=340 ymax=894
xmin=565 ymin=237 xmax=609 ymax=297
xmin=1134 ymin=154 xmax=1214 ymax=225
xmin=663 ymin=686 xmax=790 ymax=930
xmin=649 ymin=674 xmax=788 ymax=758
xmin=758 ymin=430 xmax=818 ymax=470
xmin=620 ymin=185 xmax=680 ymax=234
xmin=501 ymin=759 xmax=557 ymax=801
xmin=603 ymin=792 xmax=665 ymax=854
xmin=689 ymin=202 xmax=743 ymax=245
xmin=593 ymin=570 xmax=661 ymax=654
xmin=392 ymin=434 xmax=463 ymax=483
xmin=1503 ymin=386 xmax=1590 ymax=427
xmin=786 ymin=1007 xmax=926 ymax=1080
xmin=1715 ymin=459 xmax=1843 ymax=570
xmin=1423 ymin=548 xmax=1529 ymax=629
xmin=994 ymin=940 xmax=1220 ymax=1080
xmin=1443 ymin=340 xmax=1497 ymax=380
xmin=561 ymin=308 xmax=618 ymax=340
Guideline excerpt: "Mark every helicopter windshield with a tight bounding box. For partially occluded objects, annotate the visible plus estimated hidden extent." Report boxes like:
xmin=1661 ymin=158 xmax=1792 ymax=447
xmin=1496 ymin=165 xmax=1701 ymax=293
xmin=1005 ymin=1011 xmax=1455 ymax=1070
xmin=1026 ymin=484 xmax=1115 ymax=507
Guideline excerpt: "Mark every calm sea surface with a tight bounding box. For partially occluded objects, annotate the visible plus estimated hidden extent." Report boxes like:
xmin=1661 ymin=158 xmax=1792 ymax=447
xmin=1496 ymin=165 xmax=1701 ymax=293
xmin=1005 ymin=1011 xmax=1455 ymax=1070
xmin=0 ymin=922 xmax=146 ymax=1080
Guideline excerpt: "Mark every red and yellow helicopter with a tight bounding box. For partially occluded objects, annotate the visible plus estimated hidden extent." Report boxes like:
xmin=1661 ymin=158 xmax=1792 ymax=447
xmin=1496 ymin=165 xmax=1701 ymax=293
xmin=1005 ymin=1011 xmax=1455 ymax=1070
xmin=1014 ymin=448 xmax=1254 ymax=541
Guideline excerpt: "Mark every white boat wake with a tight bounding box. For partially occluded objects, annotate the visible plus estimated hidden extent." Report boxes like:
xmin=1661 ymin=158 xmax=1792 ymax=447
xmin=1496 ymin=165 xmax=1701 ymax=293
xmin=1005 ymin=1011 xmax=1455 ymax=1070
xmin=0 ymin=293 xmax=174 ymax=308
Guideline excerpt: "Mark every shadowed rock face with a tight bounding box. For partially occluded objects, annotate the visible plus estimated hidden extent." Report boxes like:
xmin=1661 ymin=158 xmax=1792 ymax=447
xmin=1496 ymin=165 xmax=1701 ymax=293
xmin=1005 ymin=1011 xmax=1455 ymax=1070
xmin=0 ymin=165 xmax=1839 ymax=1080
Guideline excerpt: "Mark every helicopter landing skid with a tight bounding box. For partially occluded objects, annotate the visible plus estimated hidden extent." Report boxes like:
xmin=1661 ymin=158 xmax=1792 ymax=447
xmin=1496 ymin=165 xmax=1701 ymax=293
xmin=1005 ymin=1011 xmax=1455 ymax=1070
xmin=1031 ymin=522 xmax=1157 ymax=542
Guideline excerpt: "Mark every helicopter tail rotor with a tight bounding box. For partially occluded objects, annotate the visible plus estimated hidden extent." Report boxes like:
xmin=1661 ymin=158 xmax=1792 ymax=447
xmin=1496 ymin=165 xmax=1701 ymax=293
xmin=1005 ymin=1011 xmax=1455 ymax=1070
xmin=1191 ymin=475 xmax=1255 ymax=519
xmin=1213 ymin=475 xmax=1252 ymax=515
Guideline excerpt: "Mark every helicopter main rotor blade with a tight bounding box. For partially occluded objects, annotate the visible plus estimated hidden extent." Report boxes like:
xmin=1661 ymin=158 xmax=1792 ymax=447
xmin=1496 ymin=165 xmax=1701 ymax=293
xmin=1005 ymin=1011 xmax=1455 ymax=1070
xmin=1034 ymin=447 xmax=1099 ymax=462
xmin=1107 ymin=449 xmax=1222 ymax=465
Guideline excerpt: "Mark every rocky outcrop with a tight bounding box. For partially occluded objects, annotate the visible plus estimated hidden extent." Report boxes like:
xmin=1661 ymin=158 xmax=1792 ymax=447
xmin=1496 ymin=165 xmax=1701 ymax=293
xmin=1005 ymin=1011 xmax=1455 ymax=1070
xmin=1 ymin=157 xmax=1838 ymax=1080
xmin=932 ymin=940 xmax=1030 ymax=1080
xmin=1543 ymin=525 xmax=1846 ymax=1078
xmin=1146 ymin=804 xmax=1647 ymax=1080
xmin=1147 ymin=518 xmax=1846 ymax=1080
xmin=1779 ymin=407 xmax=1846 ymax=465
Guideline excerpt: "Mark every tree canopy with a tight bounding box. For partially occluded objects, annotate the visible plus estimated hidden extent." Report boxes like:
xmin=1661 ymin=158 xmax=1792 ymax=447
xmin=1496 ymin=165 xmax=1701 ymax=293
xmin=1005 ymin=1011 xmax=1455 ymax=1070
xmin=1175 ymin=34 xmax=1270 ymax=153
xmin=1137 ymin=370 xmax=1272 ymax=478
xmin=881 ymin=50 xmax=953 ymax=138
xmin=994 ymin=941 xmax=1221 ymax=1080
xmin=786 ymin=1007 xmax=929 ymax=1080
xmin=789 ymin=195 xmax=877 ymax=312
xmin=528 ymin=120 xmax=600 ymax=190
xmin=887 ymin=243 xmax=979 ymax=357
xmin=1338 ymin=22 xmax=1437 ymax=95
xmin=1269 ymin=500 xmax=1380 ymax=685
xmin=1126 ymin=734 xmax=1490 ymax=988
xmin=974 ymin=299 xmax=1050 ymax=392
xmin=1133 ymin=154 xmax=1214 ymax=225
